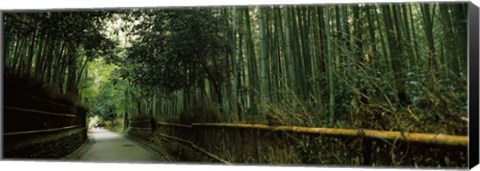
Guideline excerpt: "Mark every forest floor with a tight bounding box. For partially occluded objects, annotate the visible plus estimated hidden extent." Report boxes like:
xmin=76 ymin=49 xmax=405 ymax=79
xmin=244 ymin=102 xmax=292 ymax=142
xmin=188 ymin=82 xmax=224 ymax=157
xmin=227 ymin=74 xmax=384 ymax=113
xmin=67 ymin=128 xmax=168 ymax=163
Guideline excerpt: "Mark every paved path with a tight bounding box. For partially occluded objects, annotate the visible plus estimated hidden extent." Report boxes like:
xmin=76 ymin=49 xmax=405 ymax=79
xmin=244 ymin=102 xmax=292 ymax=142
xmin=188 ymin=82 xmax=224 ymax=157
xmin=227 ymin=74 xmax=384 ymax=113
xmin=78 ymin=128 xmax=161 ymax=163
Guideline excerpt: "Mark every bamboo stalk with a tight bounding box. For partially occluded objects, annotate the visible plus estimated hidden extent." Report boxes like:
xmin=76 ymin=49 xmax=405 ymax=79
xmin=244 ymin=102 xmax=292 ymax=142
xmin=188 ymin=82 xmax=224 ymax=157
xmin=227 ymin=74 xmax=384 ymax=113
xmin=5 ymin=106 xmax=78 ymax=118
xmin=192 ymin=123 xmax=468 ymax=147
xmin=157 ymin=122 xmax=192 ymax=128
xmin=3 ymin=125 xmax=82 ymax=136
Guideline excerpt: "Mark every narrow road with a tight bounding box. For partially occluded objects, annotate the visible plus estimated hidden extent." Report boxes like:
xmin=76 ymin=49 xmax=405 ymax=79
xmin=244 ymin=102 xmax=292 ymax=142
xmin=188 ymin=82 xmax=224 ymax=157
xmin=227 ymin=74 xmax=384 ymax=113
xmin=77 ymin=128 xmax=163 ymax=163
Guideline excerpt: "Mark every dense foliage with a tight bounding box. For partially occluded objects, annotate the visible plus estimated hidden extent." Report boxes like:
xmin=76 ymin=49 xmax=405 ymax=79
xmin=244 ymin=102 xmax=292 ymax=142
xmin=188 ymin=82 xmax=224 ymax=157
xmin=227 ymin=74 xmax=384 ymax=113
xmin=3 ymin=11 xmax=116 ymax=96
xmin=3 ymin=3 xmax=467 ymax=134
xmin=108 ymin=3 xmax=467 ymax=135
xmin=2 ymin=3 xmax=469 ymax=167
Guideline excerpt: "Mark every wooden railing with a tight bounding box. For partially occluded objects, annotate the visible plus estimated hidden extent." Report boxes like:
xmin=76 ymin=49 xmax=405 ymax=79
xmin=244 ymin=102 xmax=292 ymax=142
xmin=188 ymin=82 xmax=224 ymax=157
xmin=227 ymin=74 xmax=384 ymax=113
xmin=128 ymin=120 xmax=468 ymax=167
xmin=4 ymin=125 xmax=83 ymax=136
xmin=3 ymin=90 xmax=87 ymax=158
xmin=191 ymin=123 xmax=468 ymax=147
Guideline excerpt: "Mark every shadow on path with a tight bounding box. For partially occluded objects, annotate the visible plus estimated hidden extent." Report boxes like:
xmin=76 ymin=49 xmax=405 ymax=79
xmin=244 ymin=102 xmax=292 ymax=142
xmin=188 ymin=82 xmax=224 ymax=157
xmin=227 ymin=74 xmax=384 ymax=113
xmin=77 ymin=128 xmax=161 ymax=163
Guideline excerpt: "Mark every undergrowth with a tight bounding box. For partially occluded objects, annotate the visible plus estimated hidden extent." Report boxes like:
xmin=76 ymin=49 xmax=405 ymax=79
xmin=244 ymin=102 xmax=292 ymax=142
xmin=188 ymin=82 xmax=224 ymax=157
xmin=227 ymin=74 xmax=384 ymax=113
xmin=123 ymin=69 xmax=467 ymax=167
xmin=4 ymin=67 xmax=89 ymax=112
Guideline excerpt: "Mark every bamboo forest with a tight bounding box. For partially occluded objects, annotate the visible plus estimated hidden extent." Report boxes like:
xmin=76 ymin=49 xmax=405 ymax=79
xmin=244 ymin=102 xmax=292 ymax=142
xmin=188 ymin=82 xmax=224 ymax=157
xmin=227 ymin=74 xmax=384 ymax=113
xmin=2 ymin=2 xmax=469 ymax=168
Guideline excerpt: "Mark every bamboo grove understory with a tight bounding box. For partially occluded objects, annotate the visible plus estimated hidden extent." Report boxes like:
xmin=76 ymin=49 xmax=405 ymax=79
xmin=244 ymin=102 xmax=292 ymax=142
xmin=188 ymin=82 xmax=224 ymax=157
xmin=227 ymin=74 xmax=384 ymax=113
xmin=117 ymin=3 xmax=468 ymax=135
xmin=2 ymin=2 xmax=468 ymax=167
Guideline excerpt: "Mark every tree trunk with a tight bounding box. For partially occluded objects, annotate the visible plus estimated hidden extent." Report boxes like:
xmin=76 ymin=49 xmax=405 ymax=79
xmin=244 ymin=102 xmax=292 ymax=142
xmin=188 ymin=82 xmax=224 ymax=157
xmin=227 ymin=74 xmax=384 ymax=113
xmin=66 ymin=44 xmax=79 ymax=95
xmin=325 ymin=7 xmax=335 ymax=123
xmin=282 ymin=6 xmax=296 ymax=93
xmin=230 ymin=7 xmax=240 ymax=120
xmin=258 ymin=6 xmax=268 ymax=107
xmin=244 ymin=8 xmax=259 ymax=115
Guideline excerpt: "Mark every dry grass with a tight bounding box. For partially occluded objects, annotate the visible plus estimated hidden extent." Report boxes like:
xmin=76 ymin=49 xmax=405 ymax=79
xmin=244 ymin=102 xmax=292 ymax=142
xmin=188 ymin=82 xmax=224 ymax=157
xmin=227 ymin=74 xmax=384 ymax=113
xmin=124 ymin=69 xmax=466 ymax=167
xmin=210 ymin=85 xmax=467 ymax=167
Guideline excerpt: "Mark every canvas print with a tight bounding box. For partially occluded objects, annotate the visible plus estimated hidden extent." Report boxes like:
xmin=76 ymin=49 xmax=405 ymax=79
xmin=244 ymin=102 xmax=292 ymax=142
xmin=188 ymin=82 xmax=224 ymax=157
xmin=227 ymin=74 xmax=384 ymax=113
xmin=2 ymin=2 xmax=469 ymax=168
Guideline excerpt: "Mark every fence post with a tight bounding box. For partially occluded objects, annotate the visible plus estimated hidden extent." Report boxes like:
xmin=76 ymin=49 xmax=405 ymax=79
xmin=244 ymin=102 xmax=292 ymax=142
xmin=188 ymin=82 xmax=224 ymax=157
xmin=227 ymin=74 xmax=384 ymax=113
xmin=363 ymin=138 xmax=372 ymax=165
xmin=123 ymin=112 xmax=129 ymax=131
xmin=150 ymin=117 xmax=156 ymax=131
